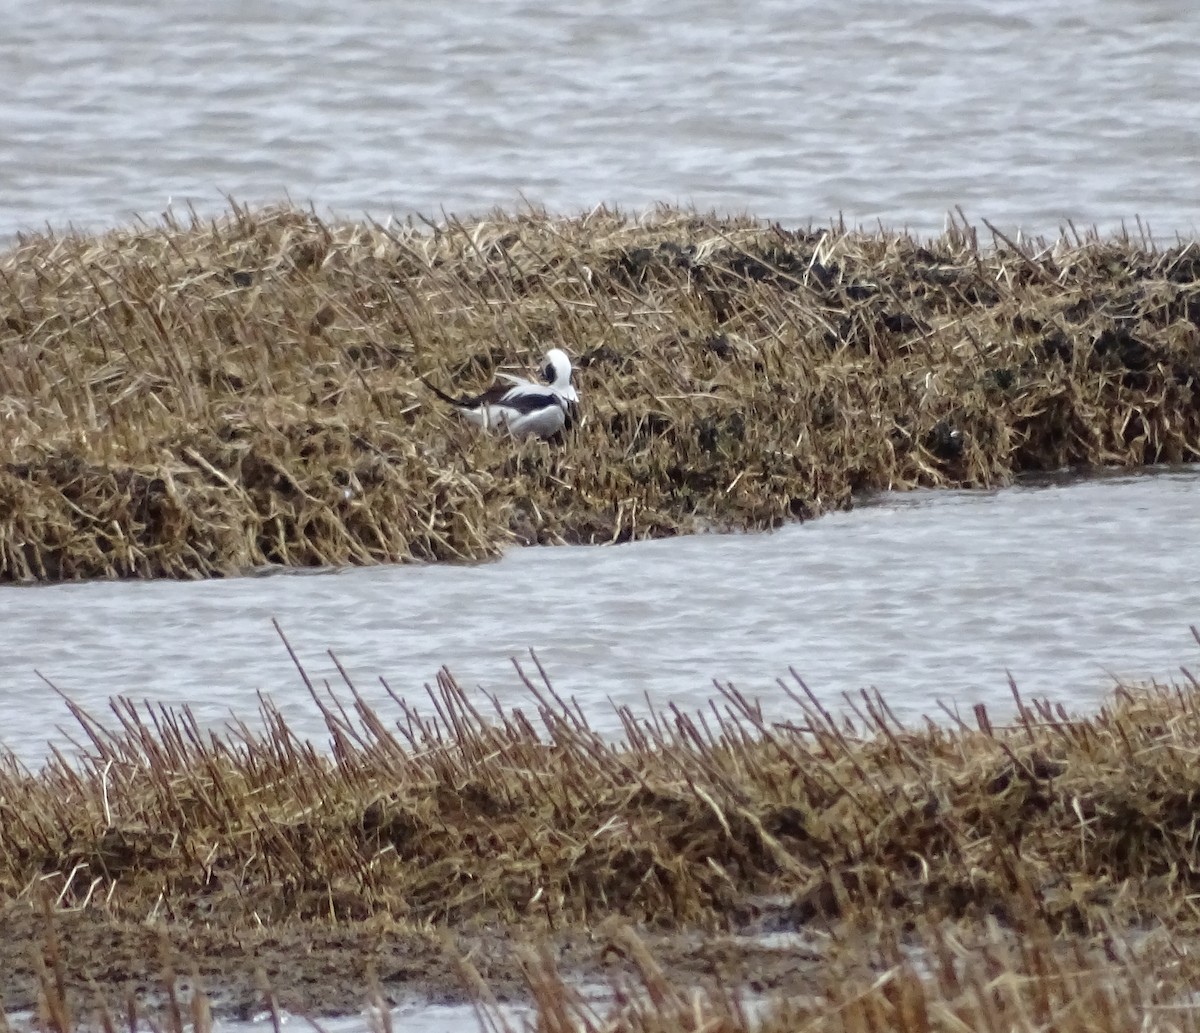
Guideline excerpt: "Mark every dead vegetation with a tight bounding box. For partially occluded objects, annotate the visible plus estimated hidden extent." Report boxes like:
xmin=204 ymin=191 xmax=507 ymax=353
xmin=1 ymin=203 xmax=1198 ymax=580
xmin=16 ymin=914 xmax=1200 ymax=1033
xmin=15 ymin=914 xmax=1200 ymax=1033
xmin=13 ymin=660 xmax=1200 ymax=935
xmin=4 ymin=637 xmax=1200 ymax=1021
xmin=507 ymin=920 xmax=1200 ymax=1033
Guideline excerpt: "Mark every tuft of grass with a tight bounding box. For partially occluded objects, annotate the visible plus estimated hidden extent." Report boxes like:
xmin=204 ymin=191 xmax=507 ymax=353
xmin=5 ymin=638 xmax=1200 ymax=936
xmin=8 ymin=634 xmax=1200 ymax=1022
xmin=1 ymin=204 xmax=1198 ymax=580
xmin=502 ymin=921 xmax=1200 ymax=1033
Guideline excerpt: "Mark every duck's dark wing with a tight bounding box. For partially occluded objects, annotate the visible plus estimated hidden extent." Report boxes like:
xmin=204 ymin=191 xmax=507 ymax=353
xmin=420 ymin=376 xmax=524 ymax=409
xmin=497 ymin=386 xmax=567 ymax=414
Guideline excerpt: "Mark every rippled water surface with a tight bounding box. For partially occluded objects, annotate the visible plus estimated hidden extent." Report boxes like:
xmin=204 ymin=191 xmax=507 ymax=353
xmin=5 ymin=0 xmax=1200 ymax=236
xmin=2 ymin=468 xmax=1198 ymax=769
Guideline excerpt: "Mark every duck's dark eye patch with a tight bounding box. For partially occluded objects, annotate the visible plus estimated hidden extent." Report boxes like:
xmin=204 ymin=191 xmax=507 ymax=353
xmin=541 ymin=362 xmax=555 ymax=382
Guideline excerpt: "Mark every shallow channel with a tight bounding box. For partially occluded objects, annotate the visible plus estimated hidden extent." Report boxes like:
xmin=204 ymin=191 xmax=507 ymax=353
xmin=2 ymin=467 xmax=1197 ymax=771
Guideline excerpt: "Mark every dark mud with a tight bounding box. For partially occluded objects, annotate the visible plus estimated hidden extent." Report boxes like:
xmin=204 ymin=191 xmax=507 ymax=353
xmin=0 ymin=900 xmax=831 ymax=1019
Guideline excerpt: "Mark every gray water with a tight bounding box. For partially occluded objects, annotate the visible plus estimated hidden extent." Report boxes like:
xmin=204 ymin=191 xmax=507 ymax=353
xmin=2 ymin=467 xmax=1198 ymax=770
xmin=5 ymin=0 xmax=1200 ymax=239
xmin=3 ymin=1002 xmax=506 ymax=1033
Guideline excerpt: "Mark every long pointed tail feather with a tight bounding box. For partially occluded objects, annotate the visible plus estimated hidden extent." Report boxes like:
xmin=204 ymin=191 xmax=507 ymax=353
xmin=419 ymin=376 xmax=468 ymax=408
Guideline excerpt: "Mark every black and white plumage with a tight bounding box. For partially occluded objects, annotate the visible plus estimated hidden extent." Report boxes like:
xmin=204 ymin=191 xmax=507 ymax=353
xmin=421 ymin=348 xmax=579 ymax=440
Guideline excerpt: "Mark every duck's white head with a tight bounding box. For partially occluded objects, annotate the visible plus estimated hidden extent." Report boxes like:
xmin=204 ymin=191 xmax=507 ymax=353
xmin=541 ymin=347 xmax=578 ymax=402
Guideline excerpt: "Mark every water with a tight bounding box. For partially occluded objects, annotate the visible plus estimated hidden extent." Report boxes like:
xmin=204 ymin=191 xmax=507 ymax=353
xmin=2 ymin=467 xmax=1198 ymax=770
xmin=5 ymin=0 xmax=1200 ymax=239
xmin=3 ymin=1002 xmax=509 ymax=1033
xmin=6 ymin=6 xmax=1200 ymax=1027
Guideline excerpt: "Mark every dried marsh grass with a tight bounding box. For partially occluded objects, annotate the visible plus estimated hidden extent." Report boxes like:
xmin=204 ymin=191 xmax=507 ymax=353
xmin=1 ymin=204 xmax=1198 ymax=580
xmin=5 ymin=651 xmax=1200 ymax=936
xmin=7 ymin=649 xmax=1200 ymax=1026
xmin=507 ymin=922 xmax=1200 ymax=1033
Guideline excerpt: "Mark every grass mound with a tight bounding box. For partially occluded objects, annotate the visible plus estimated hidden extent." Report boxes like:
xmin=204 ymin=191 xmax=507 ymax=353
xmin=1 ymin=204 xmax=1198 ymax=580
xmin=3 ymin=639 xmax=1200 ymax=1016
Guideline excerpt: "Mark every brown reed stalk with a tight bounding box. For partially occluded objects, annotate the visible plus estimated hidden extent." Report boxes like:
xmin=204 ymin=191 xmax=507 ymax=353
xmin=2 ymin=203 xmax=1197 ymax=580
xmin=4 ymin=664 xmax=1200 ymax=1023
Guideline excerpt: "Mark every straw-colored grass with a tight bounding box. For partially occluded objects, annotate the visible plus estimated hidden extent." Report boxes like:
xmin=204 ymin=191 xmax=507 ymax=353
xmin=11 ymin=660 xmax=1200 ymax=934
xmin=4 ymin=635 xmax=1200 ymax=1016
xmin=2 ymin=204 xmax=1198 ymax=580
xmin=506 ymin=921 xmax=1200 ymax=1033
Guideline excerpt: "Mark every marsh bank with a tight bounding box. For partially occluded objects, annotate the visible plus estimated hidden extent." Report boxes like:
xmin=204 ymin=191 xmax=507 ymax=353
xmin=1 ymin=205 xmax=1198 ymax=582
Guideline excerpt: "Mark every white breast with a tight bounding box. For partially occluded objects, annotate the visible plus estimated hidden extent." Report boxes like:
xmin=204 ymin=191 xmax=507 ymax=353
xmin=483 ymin=401 xmax=567 ymax=439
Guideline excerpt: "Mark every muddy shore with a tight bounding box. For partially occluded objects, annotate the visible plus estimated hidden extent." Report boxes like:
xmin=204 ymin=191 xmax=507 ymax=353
xmin=0 ymin=901 xmax=835 ymax=1018
xmin=1 ymin=205 xmax=1197 ymax=581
